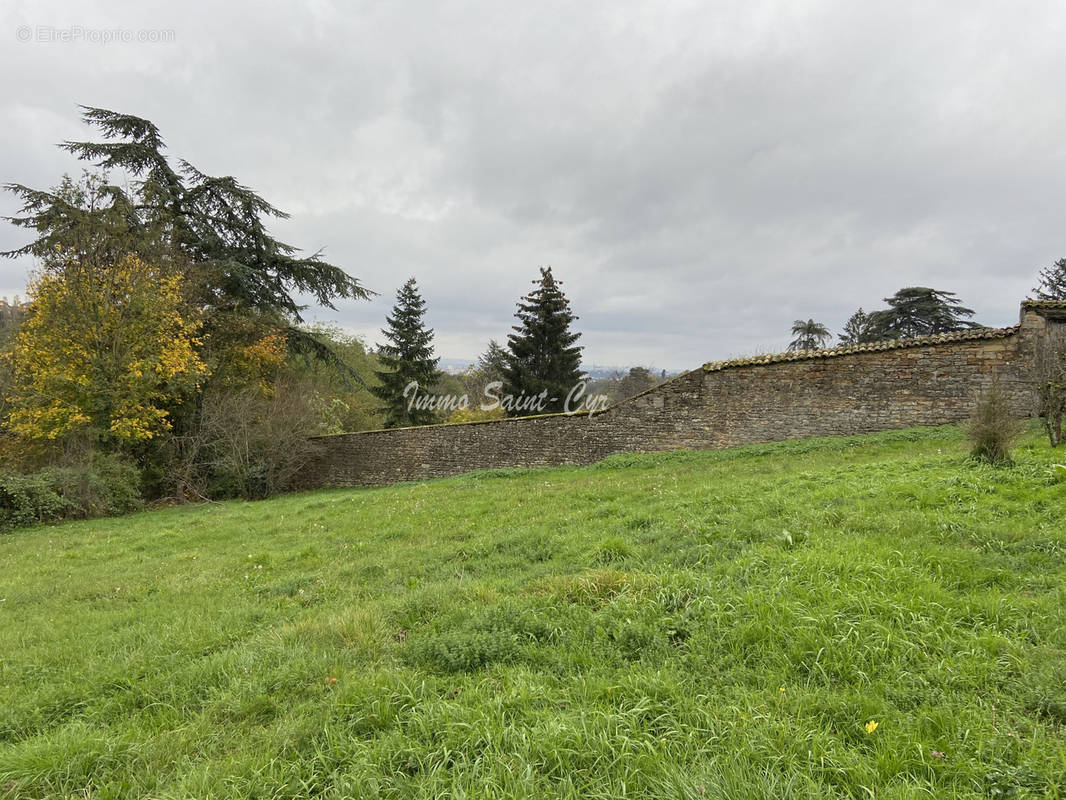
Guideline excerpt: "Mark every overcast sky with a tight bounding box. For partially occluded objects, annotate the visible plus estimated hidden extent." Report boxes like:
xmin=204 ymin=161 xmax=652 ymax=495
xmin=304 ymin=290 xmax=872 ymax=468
xmin=3 ymin=1 xmax=1064 ymax=370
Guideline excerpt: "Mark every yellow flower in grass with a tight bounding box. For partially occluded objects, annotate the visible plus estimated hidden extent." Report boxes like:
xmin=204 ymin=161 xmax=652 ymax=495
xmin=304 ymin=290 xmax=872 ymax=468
xmin=865 ymin=720 xmax=879 ymax=734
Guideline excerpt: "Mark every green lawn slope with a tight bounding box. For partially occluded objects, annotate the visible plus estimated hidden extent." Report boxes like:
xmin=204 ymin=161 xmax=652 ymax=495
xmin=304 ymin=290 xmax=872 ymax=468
xmin=1 ymin=424 xmax=1064 ymax=799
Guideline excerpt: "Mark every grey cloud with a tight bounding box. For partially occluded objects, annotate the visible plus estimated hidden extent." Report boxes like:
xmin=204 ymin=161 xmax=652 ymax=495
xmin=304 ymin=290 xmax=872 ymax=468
xmin=2 ymin=0 xmax=1063 ymax=369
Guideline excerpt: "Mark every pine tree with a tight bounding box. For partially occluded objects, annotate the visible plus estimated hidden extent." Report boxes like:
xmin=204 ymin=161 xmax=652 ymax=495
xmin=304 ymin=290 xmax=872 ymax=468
xmin=866 ymin=287 xmax=981 ymax=340
xmin=372 ymin=279 xmax=442 ymax=428
xmin=501 ymin=267 xmax=583 ymax=416
xmin=839 ymin=308 xmax=874 ymax=346
xmin=1033 ymin=257 xmax=1066 ymax=300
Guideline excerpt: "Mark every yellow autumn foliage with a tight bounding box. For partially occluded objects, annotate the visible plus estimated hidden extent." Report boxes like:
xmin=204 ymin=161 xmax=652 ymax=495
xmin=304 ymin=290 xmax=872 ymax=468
xmin=226 ymin=332 xmax=288 ymax=395
xmin=7 ymin=254 xmax=206 ymax=443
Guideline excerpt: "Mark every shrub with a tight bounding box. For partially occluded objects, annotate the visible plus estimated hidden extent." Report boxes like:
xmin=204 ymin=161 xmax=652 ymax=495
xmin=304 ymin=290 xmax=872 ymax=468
xmin=195 ymin=374 xmax=322 ymax=500
xmin=0 ymin=454 xmax=143 ymax=531
xmin=45 ymin=455 xmax=143 ymax=517
xmin=967 ymin=380 xmax=1023 ymax=464
xmin=0 ymin=471 xmax=71 ymax=529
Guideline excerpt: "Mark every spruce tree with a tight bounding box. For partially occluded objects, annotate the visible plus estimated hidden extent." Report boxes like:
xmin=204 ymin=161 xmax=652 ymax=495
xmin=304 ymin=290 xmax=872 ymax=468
xmin=501 ymin=267 xmax=583 ymax=416
xmin=478 ymin=339 xmax=508 ymax=380
xmin=1033 ymin=257 xmax=1066 ymax=300
xmin=372 ymin=278 xmax=442 ymax=428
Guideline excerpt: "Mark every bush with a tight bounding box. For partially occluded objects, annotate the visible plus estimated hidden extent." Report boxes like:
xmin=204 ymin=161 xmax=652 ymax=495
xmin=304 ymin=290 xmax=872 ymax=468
xmin=0 ymin=454 xmax=143 ymax=531
xmin=178 ymin=374 xmax=323 ymax=501
xmin=967 ymin=381 xmax=1023 ymax=464
xmin=0 ymin=472 xmax=71 ymax=529
xmin=45 ymin=455 xmax=143 ymax=518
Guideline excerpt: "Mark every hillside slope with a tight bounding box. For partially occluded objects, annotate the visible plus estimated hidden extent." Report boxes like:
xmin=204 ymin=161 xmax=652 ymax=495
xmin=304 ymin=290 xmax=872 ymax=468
xmin=1 ymin=425 xmax=1064 ymax=799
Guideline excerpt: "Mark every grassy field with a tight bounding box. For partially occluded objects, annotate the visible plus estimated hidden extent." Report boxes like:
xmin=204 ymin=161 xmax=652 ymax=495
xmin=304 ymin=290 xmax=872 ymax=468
xmin=1 ymin=424 xmax=1065 ymax=799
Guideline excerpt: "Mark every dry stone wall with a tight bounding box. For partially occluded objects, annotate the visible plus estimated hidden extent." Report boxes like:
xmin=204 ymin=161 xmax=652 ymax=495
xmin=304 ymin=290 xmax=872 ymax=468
xmin=302 ymin=302 xmax=1064 ymax=487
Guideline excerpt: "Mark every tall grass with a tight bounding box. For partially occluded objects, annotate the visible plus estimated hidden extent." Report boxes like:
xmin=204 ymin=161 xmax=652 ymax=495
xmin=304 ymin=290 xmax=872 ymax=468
xmin=0 ymin=423 xmax=1064 ymax=798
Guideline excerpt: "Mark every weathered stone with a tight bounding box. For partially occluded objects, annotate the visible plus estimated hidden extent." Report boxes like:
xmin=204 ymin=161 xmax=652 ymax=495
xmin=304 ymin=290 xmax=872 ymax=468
xmin=300 ymin=303 xmax=1064 ymax=488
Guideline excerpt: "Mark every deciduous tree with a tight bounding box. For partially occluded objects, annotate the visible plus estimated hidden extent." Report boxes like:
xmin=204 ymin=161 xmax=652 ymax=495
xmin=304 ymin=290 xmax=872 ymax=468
xmin=7 ymin=254 xmax=205 ymax=447
xmin=1034 ymin=340 xmax=1066 ymax=447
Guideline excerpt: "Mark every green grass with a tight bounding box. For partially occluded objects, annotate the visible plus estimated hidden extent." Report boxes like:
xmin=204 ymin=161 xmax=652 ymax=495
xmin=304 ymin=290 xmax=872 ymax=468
xmin=1 ymin=424 xmax=1065 ymax=799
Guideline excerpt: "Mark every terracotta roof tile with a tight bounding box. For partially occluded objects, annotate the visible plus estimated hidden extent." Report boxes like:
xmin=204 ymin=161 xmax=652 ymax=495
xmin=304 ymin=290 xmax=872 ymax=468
xmin=702 ymin=325 xmax=1019 ymax=373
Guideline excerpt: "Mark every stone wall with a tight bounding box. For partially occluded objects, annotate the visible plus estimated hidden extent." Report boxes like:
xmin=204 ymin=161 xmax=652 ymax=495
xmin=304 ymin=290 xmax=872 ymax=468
xmin=302 ymin=302 xmax=1064 ymax=488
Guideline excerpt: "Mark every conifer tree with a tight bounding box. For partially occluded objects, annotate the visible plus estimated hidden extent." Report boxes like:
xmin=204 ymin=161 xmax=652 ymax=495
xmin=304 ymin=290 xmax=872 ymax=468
xmin=3 ymin=106 xmax=371 ymax=368
xmin=478 ymin=339 xmax=508 ymax=380
xmin=501 ymin=267 xmax=583 ymax=416
xmin=1033 ymin=257 xmax=1066 ymax=301
xmin=866 ymin=287 xmax=981 ymax=340
xmin=838 ymin=308 xmax=875 ymax=346
xmin=372 ymin=278 xmax=441 ymax=428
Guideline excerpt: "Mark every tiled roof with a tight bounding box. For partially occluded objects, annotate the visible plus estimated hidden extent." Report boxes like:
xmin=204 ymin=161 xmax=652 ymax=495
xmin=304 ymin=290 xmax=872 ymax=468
xmin=1022 ymin=299 xmax=1066 ymax=310
xmin=702 ymin=325 xmax=1019 ymax=373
